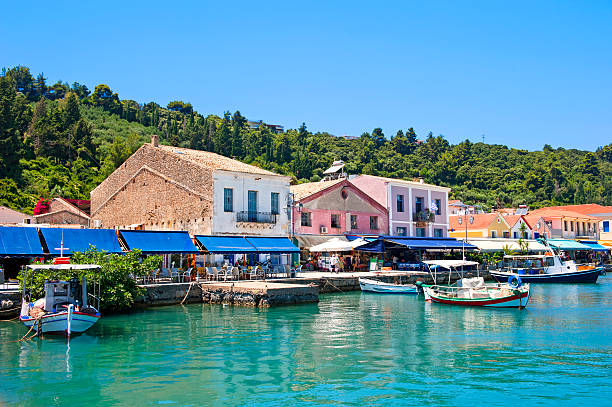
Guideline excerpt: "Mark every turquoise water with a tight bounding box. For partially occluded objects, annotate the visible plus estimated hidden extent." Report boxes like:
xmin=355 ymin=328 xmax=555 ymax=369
xmin=1 ymin=278 xmax=611 ymax=407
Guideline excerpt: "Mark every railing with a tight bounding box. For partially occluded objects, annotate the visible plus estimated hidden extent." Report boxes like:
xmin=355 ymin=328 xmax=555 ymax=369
xmin=414 ymin=210 xmax=435 ymax=223
xmin=236 ymin=211 xmax=277 ymax=224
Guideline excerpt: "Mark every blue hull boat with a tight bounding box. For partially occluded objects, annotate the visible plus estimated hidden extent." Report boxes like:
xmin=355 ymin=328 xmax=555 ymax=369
xmin=490 ymin=267 xmax=602 ymax=284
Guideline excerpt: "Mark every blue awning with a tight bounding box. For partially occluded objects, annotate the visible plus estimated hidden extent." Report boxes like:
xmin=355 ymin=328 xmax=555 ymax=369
xmin=0 ymin=227 xmax=45 ymax=257
xmin=120 ymin=230 xmax=199 ymax=254
xmin=355 ymin=236 xmax=476 ymax=252
xmin=547 ymin=239 xmax=592 ymax=250
xmin=579 ymin=240 xmax=609 ymax=252
xmin=195 ymin=235 xmax=258 ymax=254
xmin=40 ymin=228 xmax=123 ymax=255
xmin=245 ymin=237 xmax=300 ymax=253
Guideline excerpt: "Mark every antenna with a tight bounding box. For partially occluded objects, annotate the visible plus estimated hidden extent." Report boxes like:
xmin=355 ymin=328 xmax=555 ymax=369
xmin=55 ymin=229 xmax=69 ymax=257
xmin=481 ymin=134 xmax=485 ymax=144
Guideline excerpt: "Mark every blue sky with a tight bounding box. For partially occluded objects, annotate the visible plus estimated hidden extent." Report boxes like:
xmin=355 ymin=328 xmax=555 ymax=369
xmin=2 ymin=1 xmax=611 ymax=151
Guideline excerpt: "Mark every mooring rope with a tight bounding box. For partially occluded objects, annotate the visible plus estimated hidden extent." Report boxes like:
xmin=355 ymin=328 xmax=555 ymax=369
xmin=180 ymin=282 xmax=196 ymax=305
xmin=9 ymin=314 xmax=43 ymax=342
xmin=322 ymin=278 xmax=344 ymax=293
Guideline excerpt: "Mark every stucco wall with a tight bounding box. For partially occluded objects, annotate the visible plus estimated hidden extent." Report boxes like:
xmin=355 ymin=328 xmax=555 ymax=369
xmin=350 ymin=175 xmax=388 ymax=208
xmin=212 ymin=171 xmax=290 ymax=236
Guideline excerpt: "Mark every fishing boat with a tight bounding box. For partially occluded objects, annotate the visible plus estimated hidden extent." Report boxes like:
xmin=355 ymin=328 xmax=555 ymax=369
xmin=489 ymin=240 xmax=602 ymax=284
xmin=359 ymin=277 xmax=418 ymax=294
xmin=19 ymin=261 xmax=102 ymax=336
xmin=420 ymin=260 xmax=530 ymax=308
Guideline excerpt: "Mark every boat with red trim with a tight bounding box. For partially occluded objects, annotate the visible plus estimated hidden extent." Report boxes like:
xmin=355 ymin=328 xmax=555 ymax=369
xmin=421 ymin=277 xmax=530 ymax=308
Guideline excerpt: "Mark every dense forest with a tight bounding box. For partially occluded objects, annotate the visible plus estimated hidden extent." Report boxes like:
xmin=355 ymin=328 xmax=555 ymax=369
xmin=1 ymin=65 xmax=611 ymax=214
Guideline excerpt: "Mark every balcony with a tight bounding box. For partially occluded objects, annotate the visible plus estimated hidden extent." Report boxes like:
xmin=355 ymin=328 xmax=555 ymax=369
xmin=237 ymin=211 xmax=277 ymax=224
xmin=414 ymin=209 xmax=435 ymax=223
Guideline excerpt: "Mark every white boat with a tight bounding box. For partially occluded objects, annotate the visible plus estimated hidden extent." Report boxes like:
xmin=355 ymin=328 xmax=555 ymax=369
xmin=20 ymin=262 xmax=102 ymax=336
xmin=359 ymin=278 xmax=418 ymax=294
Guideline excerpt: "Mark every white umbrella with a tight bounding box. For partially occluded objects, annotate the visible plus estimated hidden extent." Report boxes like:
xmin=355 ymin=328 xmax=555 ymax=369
xmin=309 ymin=237 xmax=367 ymax=252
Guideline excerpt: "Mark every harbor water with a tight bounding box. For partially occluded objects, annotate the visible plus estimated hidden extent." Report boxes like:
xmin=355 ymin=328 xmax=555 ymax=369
xmin=1 ymin=278 xmax=611 ymax=406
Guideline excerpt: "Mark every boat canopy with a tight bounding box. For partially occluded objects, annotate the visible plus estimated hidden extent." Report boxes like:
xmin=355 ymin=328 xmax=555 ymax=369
xmin=40 ymin=227 xmax=123 ymax=255
xmin=423 ymin=260 xmax=479 ymax=269
xmin=0 ymin=226 xmax=45 ymax=257
xmin=598 ymin=240 xmax=612 ymax=248
xmin=119 ymin=230 xmax=199 ymax=254
xmin=467 ymin=238 xmax=548 ymax=252
xmin=27 ymin=264 xmax=102 ymax=270
xmin=579 ymin=240 xmax=610 ymax=252
xmin=546 ymin=239 xmax=592 ymax=250
xmin=309 ymin=237 xmax=368 ymax=252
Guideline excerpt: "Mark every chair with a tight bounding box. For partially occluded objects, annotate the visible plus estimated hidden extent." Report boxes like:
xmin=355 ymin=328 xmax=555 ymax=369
xmin=284 ymin=265 xmax=291 ymax=278
xmin=210 ymin=267 xmax=221 ymax=281
xmin=230 ymin=267 xmax=240 ymax=281
xmin=159 ymin=268 xmax=172 ymax=282
xmin=179 ymin=268 xmax=193 ymax=282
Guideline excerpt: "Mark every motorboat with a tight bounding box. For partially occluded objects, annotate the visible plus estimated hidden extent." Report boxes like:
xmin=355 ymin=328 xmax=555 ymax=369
xmin=419 ymin=260 xmax=530 ymax=308
xmin=489 ymin=240 xmax=602 ymax=283
xmin=359 ymin=277 xmax=418 ymax=294
xmin=19 ymin=261 xmax=102 ymax=336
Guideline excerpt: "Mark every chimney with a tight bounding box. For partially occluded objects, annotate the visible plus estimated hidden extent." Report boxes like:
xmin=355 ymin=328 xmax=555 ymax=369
xmin=151 ymin=135 xmax=159 ymax=147
xmin=419 ymin=177 xmax=424 ymax=184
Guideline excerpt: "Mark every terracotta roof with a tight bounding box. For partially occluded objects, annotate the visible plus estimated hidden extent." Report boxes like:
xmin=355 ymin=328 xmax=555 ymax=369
xmin=449 ymin=213 xmax=506 ymax=230
xmin=523 ymin=215 xmax=549 ymax=229
xmin=290 ymin=179 xmax=345 ymax=201
xmin=448 ymin=200 xmax=461 ymax=205
xmin=356 ymin=174 xmax=450 ymax=191
xmin=503 ymin=215 xmax=532 ymax=229
xmin=156 ymin=144 xmax=278 ymax=176
xmin=529 ymin=207 xmax=601 ymax=221
xmin=0 ymin=206 xmax=32 ymax=224
xmin=534 ymin=204 xmax=612 ymax=216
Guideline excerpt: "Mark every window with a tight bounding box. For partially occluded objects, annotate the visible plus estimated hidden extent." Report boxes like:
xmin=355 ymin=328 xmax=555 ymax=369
xmin=397 ymin=195 xmax=404 ymax=212
xmin=301 ymin=212 xmax=312 ymax=227
xmin=416 ymin=227 xmax=426 ymax=237
xmin=604 ymin=221 xmax=610 ymax=233
xmin=503 ymin=231 xmax=510 ymax=238
xmin=396 ymin=227 xmax=407 ymax=236
xmin=570 ymin=222 xmax=574 ymax=232
xmin=491 ymin=231 xmax=497 ymax=238
xmin=534 ymin=232 xmax=540 ymax=239
xmin=248 ymin=190 xmax=258 ymax=222
xmin=435 ymin=199 xmax=441 ymax=216
xmin=434 ymin=228 xmax=443 ymax=238
xmin=350 ymin=215 xmax=358 ymax=230
xmin=223 ymin=188 xmax=233 ymax=212
xmin=271 ymin=192 xmax=279 ymax=215
xmin=564 ymin=221 xmax=568 ymax=231
xmin=415 ymin=197 xmax=423 ymax=213
xmin=331 ymin=214 xmax=340 ymax=228
xmin=370 ymin=216 xmax=378 ymax=230
xmin=513 ymin=232 xmax=518 ymax=239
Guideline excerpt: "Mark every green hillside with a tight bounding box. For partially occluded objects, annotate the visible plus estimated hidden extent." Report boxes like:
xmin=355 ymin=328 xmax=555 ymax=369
xmin=1 ymin=65 xmax=611 ymax=214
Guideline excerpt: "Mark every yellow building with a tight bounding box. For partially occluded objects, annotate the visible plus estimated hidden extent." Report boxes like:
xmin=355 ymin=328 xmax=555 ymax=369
xmin=449 ymin=213 xmax=511 ymax=239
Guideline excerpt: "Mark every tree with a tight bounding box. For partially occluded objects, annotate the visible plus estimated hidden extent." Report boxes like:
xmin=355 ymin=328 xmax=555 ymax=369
xmin=371 ymin=128 xmax=386 ymax=148
xmin=90 ymin=84 xmax=121 ymax=114
xmin=5 ymin=66 xmax=34 ymax=100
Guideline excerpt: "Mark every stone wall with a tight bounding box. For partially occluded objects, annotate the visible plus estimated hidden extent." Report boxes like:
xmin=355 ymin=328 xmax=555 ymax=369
xmin=35 ymin=210 xmax=89 ymax=226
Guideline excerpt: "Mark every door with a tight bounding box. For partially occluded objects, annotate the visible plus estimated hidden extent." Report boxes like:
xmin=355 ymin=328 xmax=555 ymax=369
xmin=248 ymin=190 xmax=258 ymax=222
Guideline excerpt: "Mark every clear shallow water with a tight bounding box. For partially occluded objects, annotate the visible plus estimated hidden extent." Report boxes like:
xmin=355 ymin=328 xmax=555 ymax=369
xmin=1 ymin=278 xmax=611 ymax=407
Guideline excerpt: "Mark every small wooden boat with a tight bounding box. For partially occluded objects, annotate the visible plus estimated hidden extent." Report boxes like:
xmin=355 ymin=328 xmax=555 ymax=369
xmin=359 ymin=278 xmax=418 ymax=294
xmin=19 ymin=261 xmax=102 ymax=336
xmin=421 ymin=277 xmax=530 ymax=308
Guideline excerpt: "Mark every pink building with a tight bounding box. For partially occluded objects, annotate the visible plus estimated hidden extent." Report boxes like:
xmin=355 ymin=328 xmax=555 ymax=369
xmin=350 ymin=175 xmax=450 ymax=238
xmin=291 ymin=179 xmax=388 ymax=236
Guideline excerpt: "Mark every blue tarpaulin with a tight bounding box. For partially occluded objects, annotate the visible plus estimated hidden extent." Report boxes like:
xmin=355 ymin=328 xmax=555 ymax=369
xmin=40 ymin=228 xmax=123 ymax=255
xmin=195 ymin=235 xmax=258 ymax=254
xmin=0 ymin=227 xmax=45 ymax=257
xmin=579 ymin=240 xmax=609 ymax=252
xmin=120 ymin=230 xmax=199 ymax=254
xmin=547 ymin=239 xmax=592 ymax=250
xmin=245 ymin=237 xmax=300 ymax=253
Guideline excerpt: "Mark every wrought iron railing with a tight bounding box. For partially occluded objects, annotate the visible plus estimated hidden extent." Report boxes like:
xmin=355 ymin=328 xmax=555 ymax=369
xmin=237 ymin=211 xmax=277 ymax=224
xmin=414 ymin=209 xmax=435 ymax=222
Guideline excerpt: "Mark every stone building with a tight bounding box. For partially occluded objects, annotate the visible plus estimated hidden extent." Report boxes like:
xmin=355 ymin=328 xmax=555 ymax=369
xmin=0 ymin=206 xmax=33 ymax=225
xmin=90 ymin=136 xmax=291 ymax=236
xmin=33 ymin=198 xmax=90 ymax=227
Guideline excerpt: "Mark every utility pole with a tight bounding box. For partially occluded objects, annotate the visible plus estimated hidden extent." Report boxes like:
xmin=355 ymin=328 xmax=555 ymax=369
xmin=482 ymin=134 xmax=485 ymax=144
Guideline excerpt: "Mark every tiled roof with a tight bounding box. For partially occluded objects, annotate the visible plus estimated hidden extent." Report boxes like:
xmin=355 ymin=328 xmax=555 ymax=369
xmin=449 ymin=213 xmax=505 ymax=230
xmin=523 ymin=215 xmax=548 ymax=229
xmin=0 ymin=206 xmax=32 ymax=224
xmin=157 ymin=144 xmax=278 ymax=176
xmin=529 ymin=207 xmax=601 ymax=221
xmin=290 ymin=179 xmax=345 ymax=201
xmin=356 ymin=174 xmax=450 ymax=191
xmin=503 ymin=215 xmax=526 ymax=228
xmin=534 ymin=204 xmax=612 ymax=216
